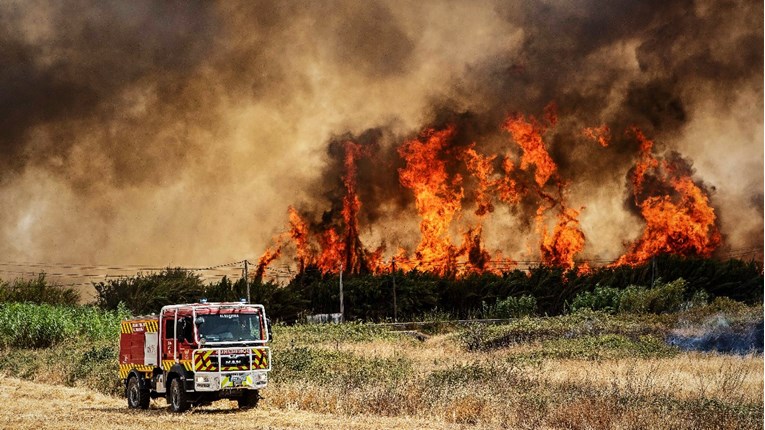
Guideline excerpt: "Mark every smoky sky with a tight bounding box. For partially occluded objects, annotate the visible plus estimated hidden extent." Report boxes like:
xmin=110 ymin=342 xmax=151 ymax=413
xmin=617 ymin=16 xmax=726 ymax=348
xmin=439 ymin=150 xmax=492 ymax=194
xmin=0 ymin=0 xmax=761 ymax=277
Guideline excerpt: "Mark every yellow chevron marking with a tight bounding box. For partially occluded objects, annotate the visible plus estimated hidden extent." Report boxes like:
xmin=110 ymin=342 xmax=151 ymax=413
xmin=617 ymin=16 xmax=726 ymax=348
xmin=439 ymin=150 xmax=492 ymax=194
xmin=121 ymin=319 xmax=159 ymax=334
xmin=121 ymin=323 xmax=132 ymax=334
xmin=145 ymin=320 xmax=158 ymax=333
xmin=119 ymin=363 xmax=155 ymax=379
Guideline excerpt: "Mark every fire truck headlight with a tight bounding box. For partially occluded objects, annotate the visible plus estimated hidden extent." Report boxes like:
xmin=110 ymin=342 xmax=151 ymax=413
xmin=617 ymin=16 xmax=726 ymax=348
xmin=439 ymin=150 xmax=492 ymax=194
xmin=196 ymin=376 xmax=210 ymax=384
xmin=253 ymin=373 xmax=267 ymax=382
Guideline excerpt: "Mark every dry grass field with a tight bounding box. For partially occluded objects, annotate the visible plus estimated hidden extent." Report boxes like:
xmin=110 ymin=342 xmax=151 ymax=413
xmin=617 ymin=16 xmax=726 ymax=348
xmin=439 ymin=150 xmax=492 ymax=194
xmin=262 ymin=323 xmax=763 ymax=430
xmin=0 ymin=305 xmax=762 ymax=429
xmin=0 ymin=377 xmax=468 ymax=430
xmin=2 ymin=351 xmax=760 ymax=430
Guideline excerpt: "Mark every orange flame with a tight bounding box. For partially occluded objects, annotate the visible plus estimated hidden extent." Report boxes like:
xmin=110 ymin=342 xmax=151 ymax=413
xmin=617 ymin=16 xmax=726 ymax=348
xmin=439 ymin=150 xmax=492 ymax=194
xmin=255 ymin=246 xmax=282 ymax=280
xmin=496 ymin=156 xmax=524 ymax=205
xmin=462 ymin=144 xmax=497 ymax=217
xmin=503 ymin=112 xmax=557 ymax=188
xmin=341 ymin=141 xmax=365 ymax=274
xmin=614 ymin=129 xmax=721 ymax=265
xmin=398 ymin=126 xmax=464 ymax=275
xmin=538 ymin=206 xmax=586 ymax=268
xmin=504 ymin=108 xmax=586 ymax=269
xmin=317 ymin=228 xmax=344 ymax=272
xmin=583 ymin=125 xmax=611 ymax=147
xmin=255 ymin=108 xmax=723 ymax=278
xmin=288 ymin=206 xmax=311 ymax=271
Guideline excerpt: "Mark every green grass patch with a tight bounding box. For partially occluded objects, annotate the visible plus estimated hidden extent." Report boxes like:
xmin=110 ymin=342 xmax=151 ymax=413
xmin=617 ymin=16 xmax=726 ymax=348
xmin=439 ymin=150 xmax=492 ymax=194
xmin=271 ymin=345 xmax=412 ymax=389
xmin=527 ymin=334 xmax=678 ymax=360
xmin=0 ymin=339 xmax=123 ymax=396
xmin=0 ymin=302 xmax=128 ymax=348
xmin=458 ymin=310 xmax=670 ymax=351
xmin=0 ymin=274 xmax=79 ymax=305
xmin=274 ymin=322 xmax=403 ymax=345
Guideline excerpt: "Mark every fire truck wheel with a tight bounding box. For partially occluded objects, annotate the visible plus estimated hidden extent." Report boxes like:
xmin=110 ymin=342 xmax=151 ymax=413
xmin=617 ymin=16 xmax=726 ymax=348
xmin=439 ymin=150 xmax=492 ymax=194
xmin=127 ymin=376 xmax=150 ymax=409
xmin=237 ymin=390 xmax=260 ymax=409
xmin=168 ymin=377 xmax=190 ymax=412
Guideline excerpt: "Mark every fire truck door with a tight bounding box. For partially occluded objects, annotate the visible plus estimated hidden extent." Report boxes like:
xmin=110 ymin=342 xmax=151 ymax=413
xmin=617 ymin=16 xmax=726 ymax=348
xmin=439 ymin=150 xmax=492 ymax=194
xmin=144 ymin=332 xmax=158 ymax=366
xmin=162 ymin=311 xmax=177 ymax=361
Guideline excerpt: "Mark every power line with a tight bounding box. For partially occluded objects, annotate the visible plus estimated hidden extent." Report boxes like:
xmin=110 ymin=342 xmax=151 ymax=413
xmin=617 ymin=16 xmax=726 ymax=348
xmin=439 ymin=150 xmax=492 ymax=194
xmin=0 ymin=246 xmax=761 ymax=287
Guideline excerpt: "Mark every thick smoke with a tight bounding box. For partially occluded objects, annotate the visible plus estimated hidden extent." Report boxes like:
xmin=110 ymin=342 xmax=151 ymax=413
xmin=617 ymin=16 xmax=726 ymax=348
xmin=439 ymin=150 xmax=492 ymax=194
xmin=0 ymin=1 xmax=761 ymax=278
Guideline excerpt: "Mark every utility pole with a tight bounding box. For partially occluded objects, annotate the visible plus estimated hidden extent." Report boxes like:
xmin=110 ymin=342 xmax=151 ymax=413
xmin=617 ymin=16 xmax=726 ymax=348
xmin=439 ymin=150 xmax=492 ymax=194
xmin=244 ymin=260 xmax=250 ymax=303
xmin=339 ymin=263 xmax=344 ymax=323
xmin=392 ymin=257 xmax=397 ymax=323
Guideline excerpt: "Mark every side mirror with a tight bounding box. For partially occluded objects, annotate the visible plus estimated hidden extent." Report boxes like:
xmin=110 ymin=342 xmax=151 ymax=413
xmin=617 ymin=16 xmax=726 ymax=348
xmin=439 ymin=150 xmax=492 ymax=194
xmin=266 ymin=318 xmax=272 ymax=341
xmin=195 ymin=317 xmax=205 ymax=326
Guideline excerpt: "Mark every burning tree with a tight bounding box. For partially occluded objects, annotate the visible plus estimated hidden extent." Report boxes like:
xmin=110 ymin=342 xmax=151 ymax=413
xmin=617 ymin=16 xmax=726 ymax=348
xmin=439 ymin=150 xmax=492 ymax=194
xmin=255 ymin=105 xmax=722 ymax=279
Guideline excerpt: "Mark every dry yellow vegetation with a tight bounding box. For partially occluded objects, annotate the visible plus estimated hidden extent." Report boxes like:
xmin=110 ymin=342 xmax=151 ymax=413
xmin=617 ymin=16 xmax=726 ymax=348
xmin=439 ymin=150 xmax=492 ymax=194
xmin=1 ymin=345 xmax=760 ymax=430
xmin=0 ymin=377 xmax=472 ymax=430
xmin=1 ymin=306 xmax=762 ymax=429
xmin=264 ymin=332 xmax=763 ymax=429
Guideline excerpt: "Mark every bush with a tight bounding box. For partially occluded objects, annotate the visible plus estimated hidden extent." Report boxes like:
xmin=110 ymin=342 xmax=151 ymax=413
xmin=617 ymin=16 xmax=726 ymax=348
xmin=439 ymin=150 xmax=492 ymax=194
xmin=0 ymin=302 xmax=128 ymax=348
xmin=272 ymin=345 xmax=412 ymax=388
xmin=619 ymin=278 xmax=686 ymax=314
xmin=459 ymin=323 xmax=489 ymax=351
xmin=94 ymin=268 xmax=204 ymax=314
xmin=0 ymin=274 xmax=79 ymax=305
xmin=570 ymin=285 xmax=622 ymax=314
xmin=570 ymin=279 xmax=689 ymax=315
xmin=276 ymin=322 xmax=399 ymax=345
xmin=532 ymin=334 xmax=678 ymax=360
xmin=494 ymin=295 xmax=537 ymax=318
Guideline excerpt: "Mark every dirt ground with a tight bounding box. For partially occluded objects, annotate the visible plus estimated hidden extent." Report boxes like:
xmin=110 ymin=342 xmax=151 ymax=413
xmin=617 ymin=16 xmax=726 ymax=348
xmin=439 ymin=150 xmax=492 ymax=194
xmin=0 ymin=377 xmax=471 ymax=430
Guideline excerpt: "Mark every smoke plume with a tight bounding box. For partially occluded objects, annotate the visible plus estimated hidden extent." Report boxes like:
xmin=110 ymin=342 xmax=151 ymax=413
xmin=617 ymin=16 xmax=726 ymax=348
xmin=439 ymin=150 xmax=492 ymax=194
xmin=0 ymin=1 xmax=761 ymax=279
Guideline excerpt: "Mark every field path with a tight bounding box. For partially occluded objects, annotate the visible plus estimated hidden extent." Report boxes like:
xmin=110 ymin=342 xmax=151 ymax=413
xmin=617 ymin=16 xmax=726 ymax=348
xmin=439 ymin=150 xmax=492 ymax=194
xmin=0 ymin=377 xmax=464 ymax=430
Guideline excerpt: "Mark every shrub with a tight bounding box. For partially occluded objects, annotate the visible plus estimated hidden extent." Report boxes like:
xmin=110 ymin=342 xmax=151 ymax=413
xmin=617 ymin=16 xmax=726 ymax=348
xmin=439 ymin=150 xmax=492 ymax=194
xmin=94 ymin=268 xmax=204 ymax=314
xmin=684 ymin=289 xmax=710 ymax=310
xmin=619 ymin=279 xmax=686 ymax=314
xmin=0 ymin=302 xmax=128 ymax=348
xmin=530 ymin=334 xmax=678 ymax=360
xmin=570 ymin=285 xmax=622 ymax=314
xmin=571 ymin=279 xmax=690 ymax=315
xmin=271 ymin=345 xmax=412 ymax=388
xmin=494 ymin=295 xmax=537 ymax=318
xmin=0 ymin=274 xmax=79 ymax=305
xmin=459 ymin=323 xmax=489 ymax=351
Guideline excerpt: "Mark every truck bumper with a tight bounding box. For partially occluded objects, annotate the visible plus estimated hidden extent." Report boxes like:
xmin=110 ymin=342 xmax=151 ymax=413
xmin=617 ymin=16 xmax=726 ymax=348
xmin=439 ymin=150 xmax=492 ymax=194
xmin=193 ymin=371 xmax=268 ymax=392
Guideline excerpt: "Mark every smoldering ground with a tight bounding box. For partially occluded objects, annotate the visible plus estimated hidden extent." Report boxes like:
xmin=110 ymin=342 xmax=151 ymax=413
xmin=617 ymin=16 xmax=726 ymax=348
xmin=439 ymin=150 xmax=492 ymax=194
xmin=0 ymin=0 xmax=761 ymax=272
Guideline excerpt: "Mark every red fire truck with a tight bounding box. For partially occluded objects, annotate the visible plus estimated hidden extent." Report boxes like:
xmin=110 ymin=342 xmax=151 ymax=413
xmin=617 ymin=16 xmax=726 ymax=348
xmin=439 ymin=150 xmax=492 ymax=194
xmin=119 ymin=300 xmax=271 ymax=412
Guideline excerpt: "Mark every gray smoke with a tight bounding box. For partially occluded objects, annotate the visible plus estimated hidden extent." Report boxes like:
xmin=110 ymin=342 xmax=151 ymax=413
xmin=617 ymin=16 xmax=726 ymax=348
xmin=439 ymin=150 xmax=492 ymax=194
xmin=0 ymin=0 xmax=760 ymax=275
xmin=668 ymin=315 xmax=764 ymax=354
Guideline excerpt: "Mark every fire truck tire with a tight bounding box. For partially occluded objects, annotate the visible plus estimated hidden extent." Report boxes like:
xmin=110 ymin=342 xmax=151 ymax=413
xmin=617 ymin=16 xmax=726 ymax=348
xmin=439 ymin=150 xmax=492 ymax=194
xmin=237 ymin=390 xmax=260 ymax=409
xmin=168 ymin=377 xmax=190 ymax=412
xmin=126 ymin=375 xmax=150 ymax=409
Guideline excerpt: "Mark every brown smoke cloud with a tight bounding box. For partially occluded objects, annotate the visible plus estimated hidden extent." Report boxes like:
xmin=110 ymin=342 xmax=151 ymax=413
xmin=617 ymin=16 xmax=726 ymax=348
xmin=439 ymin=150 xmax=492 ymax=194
xmin=0 ymin=0 xmax=761 ymax=279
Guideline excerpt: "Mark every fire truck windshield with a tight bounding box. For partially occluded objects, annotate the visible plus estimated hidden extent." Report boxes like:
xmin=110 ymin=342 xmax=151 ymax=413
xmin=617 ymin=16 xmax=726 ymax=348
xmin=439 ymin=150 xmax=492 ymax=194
xmin=196 ymin=313 xmax=262 ymax=342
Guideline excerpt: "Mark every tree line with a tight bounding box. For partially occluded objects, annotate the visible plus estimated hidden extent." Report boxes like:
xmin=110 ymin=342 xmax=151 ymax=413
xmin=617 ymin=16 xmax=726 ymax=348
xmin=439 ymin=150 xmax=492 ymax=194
xmin=1 ymin=255 xmax=760 ymax=321
xmin=86 ymin=254 xmax=762 ymax=321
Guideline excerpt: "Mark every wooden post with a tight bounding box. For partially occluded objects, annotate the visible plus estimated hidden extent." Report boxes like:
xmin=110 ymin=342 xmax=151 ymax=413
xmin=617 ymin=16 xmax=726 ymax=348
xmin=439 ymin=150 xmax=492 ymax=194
xmin=339 ymin=263 xmax=344 ymax=323
xmin=392 ymin=257 xmax=397 ymax=323
xmin=244 ymin=260 xmax=250 ymax=303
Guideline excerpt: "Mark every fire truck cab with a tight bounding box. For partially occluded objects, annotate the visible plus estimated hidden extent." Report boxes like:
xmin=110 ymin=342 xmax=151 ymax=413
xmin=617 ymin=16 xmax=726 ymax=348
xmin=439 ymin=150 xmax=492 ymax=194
xmin=119 ymin=301 xmax=271 ymax=412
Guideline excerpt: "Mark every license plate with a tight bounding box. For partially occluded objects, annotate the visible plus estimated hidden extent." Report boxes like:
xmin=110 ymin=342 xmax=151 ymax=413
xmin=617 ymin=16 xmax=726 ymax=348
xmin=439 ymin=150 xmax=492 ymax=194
xmin=231 ymin=375 xmax=246 ymax=386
